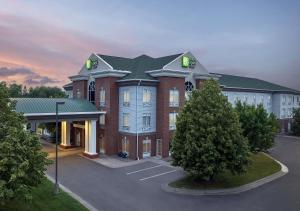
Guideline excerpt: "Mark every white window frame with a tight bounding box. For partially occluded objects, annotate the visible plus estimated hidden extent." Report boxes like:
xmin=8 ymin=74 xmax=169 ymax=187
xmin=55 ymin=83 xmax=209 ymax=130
xmin=143 ymin=89 xmax=151 ymax=106
xmin=169 ymin=112 xmax=177 ymax=130
xmin=122 ymin=137 xmax=129 ymax=154
xmin=142 ymin=113 xmax=151 ymax=131
xmin=99 ymin=88 xmax=105 ymax=107
xmin=143 ymin=139 xmax=151 ymax=158
xmin=99 ymin=115 xmax=105 ymax=125
xmin=123 ymin=90 xmax=130 ymax=106
xmin=169 ymin=89 xmax=179 ymax=107
xmin=123 ymin=113 xmax=129 ymax=130
xmin=76 ymin=89 xmax=81 ymax=99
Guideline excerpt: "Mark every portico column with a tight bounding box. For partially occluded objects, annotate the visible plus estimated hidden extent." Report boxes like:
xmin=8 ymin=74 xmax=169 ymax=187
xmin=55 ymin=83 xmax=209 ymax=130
xmin=61 ymin=121 xmax=71 ymax=148
xmin=83 ymin=120 xmax=98 ymax=158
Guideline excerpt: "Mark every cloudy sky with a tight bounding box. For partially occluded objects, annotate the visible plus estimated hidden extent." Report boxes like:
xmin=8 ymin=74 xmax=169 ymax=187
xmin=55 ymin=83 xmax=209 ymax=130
xmin=0 ymin=0 xmax=299 ymax=89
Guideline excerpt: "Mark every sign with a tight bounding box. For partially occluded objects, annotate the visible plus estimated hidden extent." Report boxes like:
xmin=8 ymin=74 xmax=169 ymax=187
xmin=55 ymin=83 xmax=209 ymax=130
xmin=86 ymin=58 xmax=98 ymax=70
xmin=181 ymin=56 xmax=196 ymax=68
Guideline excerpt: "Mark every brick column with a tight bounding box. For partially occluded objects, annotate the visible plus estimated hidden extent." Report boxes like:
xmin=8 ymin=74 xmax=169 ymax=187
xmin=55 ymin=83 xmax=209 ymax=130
xmin=156 ymin=77 xmax=185 ymax=158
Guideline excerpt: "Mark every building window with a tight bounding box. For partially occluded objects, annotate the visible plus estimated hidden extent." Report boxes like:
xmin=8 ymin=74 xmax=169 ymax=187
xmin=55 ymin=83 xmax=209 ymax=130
xmin=185 ymin=81 xmax=194 ymax=92
xmin=169 ymin=112 xmax=177 ymax=130
xmin=99 ymin=115 xmax=105 ymax=125
xmin=282 ymin=95 xmax=286 ymax=105
xmin=123 ymin=90 xmax=130 ymax=106
xmin=99 ymin=88 xmax=105 ymax=107
xmin=169 ymin=89 xmax=179 ymax=107
xmin=76 ymin=89 xmax=81 ymax=99
xmin=88 ymin=81 xmax=95 ymax=104
xmin=143 ymin=89 xmax=151 ymax=106
xmin=288 ymin=96 xmax=292 ymax=105
xmin=253 ymin=95 xmax=256 ymax=105
xmin=267 ymin=96 xmax=271 ymax=106
xmin=123 ymin=113 xmax=129 ymax=130
xmin=142 ymin=113 xmax=151 ymax=131
xmin=143 ymin=138 xmax=151 ymax=158
xmin=122 ymin=137 xmax=129 ymax=155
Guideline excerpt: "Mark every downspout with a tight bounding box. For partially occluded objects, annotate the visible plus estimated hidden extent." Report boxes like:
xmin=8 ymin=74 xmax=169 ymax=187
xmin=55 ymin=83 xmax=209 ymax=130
xmin=136 ymin=80 xmax=142 ymax=160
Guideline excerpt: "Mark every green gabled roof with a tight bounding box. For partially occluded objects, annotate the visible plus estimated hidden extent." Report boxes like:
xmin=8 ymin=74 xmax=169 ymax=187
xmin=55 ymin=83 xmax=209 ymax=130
xmin=217 ymin=73 xmax=300 ymax=94
xmin=98 ymin=53 xmax=183 ymax=81
xmin=12 ymin=98 xmax=100 ymax=115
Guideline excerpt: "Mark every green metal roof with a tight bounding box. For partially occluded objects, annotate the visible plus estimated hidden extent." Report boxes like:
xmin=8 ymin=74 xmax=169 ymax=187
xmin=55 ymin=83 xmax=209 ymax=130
xmin=98 ymin=53 xmax=183 ymax=80
xmin=12 ymin=98 xmax=101 ymax=115
xmin=217 ymin=73 xmax=300 ymax=94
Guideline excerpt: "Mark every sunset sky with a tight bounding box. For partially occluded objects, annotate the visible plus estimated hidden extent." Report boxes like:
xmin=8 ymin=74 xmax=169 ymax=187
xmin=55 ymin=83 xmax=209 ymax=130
xmin=0 ymin=0 xmax=299 ymax=90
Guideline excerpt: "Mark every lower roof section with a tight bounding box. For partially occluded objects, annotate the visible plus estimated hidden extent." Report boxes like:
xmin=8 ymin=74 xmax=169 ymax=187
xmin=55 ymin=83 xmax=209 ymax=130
xmin=12 ymin=98 xmax=105 ymax=121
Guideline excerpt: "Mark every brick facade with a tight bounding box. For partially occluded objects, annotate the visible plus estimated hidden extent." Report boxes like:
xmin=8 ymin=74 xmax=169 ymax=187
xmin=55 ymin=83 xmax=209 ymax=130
xmin=156 ymin=77 xmax=185 ymax=157
xmin=94 ymin=77 xmax=119 ymax=156
xmin=72 ymin=80 xmax=87 ymax=99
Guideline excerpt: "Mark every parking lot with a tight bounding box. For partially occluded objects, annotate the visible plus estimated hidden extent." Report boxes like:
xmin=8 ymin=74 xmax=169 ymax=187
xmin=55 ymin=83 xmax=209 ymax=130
xmin=119 ymin=161 xmax=184 ymax=184
xmin=47 ymin=136 xmax=300 ymax=211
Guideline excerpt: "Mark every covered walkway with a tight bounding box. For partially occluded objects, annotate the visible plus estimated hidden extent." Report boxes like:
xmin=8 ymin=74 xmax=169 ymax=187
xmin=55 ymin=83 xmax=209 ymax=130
xmin=13 ymin=98 xmax=105 ymax=158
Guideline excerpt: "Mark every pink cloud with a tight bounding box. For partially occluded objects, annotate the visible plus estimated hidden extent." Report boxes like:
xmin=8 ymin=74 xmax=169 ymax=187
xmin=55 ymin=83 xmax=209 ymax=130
xmin=0 ymin=13 xmax=136 ymax=86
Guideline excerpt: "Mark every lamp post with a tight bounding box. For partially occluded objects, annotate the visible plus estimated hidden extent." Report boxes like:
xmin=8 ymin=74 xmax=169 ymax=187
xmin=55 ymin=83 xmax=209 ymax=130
xmin=54 ymin=101 xmax=65 ymax=194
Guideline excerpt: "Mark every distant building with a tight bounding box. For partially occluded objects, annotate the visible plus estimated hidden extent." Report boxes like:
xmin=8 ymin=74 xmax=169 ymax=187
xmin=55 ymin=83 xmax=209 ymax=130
xmin=60 ymin=51 xmax=299 ymax=159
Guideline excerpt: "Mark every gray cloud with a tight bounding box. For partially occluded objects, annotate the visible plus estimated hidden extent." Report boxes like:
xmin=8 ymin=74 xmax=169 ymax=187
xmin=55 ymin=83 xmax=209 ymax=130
xmin=0 ymin=67 xmax=34 ymax=77
xmin=0 ymin=66 xmax=61 ymax=86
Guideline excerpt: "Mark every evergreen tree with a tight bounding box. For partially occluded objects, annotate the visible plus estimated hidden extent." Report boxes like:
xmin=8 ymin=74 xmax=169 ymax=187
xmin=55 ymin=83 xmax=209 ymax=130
xmin=235 ymin=102 xmax=278 ymax=152
xmin=0 ymin=82 xmax=50 ymax=203
xmin=171 ymin=79 xmax=250 ymax=181
xmin=291 ymin=107 xmax=300 ymax=136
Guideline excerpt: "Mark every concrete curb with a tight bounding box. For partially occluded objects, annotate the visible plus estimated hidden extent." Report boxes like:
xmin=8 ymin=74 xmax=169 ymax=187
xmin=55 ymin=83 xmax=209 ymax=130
xmin=161 ymin=154 xmax=288 ymax=196
xmin=46 ymin=174 xmax=100 ymax=211
xmin=277 ymin=134 xmax=300 ymax=140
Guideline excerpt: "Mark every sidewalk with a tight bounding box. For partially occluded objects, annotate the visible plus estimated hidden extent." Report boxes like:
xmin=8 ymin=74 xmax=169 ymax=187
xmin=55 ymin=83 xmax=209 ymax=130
xmin=83 ymin=154 xmax=174 ymax=168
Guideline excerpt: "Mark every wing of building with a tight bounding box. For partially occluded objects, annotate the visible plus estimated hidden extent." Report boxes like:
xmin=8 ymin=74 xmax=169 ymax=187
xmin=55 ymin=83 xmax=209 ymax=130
xmin=62 ymin=52 xmax=300 ymax=159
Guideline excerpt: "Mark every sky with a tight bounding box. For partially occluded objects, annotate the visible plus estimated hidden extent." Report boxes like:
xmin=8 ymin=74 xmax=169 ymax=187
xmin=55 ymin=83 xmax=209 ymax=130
xmin=0 ymin=0 xmax=299 ymax=90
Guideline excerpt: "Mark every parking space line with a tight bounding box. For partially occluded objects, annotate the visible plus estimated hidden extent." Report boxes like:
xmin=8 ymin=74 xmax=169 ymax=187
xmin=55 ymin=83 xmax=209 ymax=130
xmin=126 ymin=164 xmax=163 ymax=175
xmin=139 ymin=170 xmax=177 ymax=181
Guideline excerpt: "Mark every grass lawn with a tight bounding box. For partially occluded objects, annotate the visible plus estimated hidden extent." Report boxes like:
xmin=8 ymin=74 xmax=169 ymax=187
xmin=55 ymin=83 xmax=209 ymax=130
xmin=169 ymin=152 xmax=281 ymax=189
xmin=0 ymin=179 xmax=88 ymax=211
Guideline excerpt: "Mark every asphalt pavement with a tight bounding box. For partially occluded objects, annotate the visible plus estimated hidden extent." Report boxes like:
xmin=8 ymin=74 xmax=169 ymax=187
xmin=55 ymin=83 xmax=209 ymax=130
xmin=47 ymin=136 xmax=300 ymax=211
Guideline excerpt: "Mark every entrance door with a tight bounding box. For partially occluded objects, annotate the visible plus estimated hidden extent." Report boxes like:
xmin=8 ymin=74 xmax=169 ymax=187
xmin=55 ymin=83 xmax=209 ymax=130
xmin=156 ymin=139 xmax=162 ymax=157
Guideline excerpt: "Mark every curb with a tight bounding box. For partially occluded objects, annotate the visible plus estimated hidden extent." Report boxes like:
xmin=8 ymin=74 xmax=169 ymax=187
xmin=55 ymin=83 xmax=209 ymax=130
xmin=46 ymin=174 xmax=100 ymax=211
xmin=277 ymin=134 xmax=300 ymax=140
xmin=161 ymin=154 xmax=288 ymax=196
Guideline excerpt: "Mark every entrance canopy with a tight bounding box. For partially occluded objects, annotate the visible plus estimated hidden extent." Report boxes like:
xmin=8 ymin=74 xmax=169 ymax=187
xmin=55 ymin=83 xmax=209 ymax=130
xmin=13 ymin=98 xmax=105 ymax=122
xmin=13 ymin=98 xmax=105 ymax=158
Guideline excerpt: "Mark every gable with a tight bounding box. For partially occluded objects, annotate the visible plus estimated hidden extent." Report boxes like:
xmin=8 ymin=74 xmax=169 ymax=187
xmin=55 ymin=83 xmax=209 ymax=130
xmin=78 ymin=53 xmax=113 ymax=75
xmin=163 ymin=52 xmax=210 ymax=75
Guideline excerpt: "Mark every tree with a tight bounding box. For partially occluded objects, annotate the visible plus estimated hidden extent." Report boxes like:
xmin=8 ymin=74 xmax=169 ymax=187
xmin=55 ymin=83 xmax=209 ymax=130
xmin=26 ymin=86 xmax=67 ymax=98
xmin=8 ymin=83 xmax=22 ymax=97
xmin=235 ymin=102 xmax=278 ymax=152
xmin=171 ymin=79 xmax=250 ymax=181
xmin=291 ymin=107 xmax=300 ymax=136
xmin=0 ymin=82 xmax=50 ymax=203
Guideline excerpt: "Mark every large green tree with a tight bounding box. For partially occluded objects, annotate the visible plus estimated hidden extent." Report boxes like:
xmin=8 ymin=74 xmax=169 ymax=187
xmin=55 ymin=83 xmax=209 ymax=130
xmin=0 ymin=82 xmax=50 ymax=203
xmin=235 ymin=102 xmax=278 ymax=152
xmin=291 ymin=107 xmax=300 ymax=136
xmin=171 ymin=79 xmax=250 ymax=181
xmin=26 ymin=86 xmax=67 ymax=98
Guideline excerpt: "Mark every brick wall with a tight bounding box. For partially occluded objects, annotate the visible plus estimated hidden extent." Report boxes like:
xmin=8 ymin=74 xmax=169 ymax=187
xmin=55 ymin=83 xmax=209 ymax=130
xmin=95 ymin=77 xmax=119 ymax=156
xmin=72 ymin=80 xmax=87 ymax=99
xmin=156 ymin=77 xmax=185 ymax=157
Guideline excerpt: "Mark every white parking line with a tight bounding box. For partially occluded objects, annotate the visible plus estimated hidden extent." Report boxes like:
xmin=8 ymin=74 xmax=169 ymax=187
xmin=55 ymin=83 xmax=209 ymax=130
xmin=139 ymin=170 xmax=177 ymax=181
xmin=126 ymin=164 xmax=163 ymax=175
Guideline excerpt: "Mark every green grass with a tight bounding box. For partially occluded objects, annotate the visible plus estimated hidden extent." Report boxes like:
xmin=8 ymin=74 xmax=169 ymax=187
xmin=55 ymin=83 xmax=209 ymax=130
xmin=0 ymin=179 xmax=88 ymax=211
xmin=170 ymin=152 xmax=281 ymax=189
